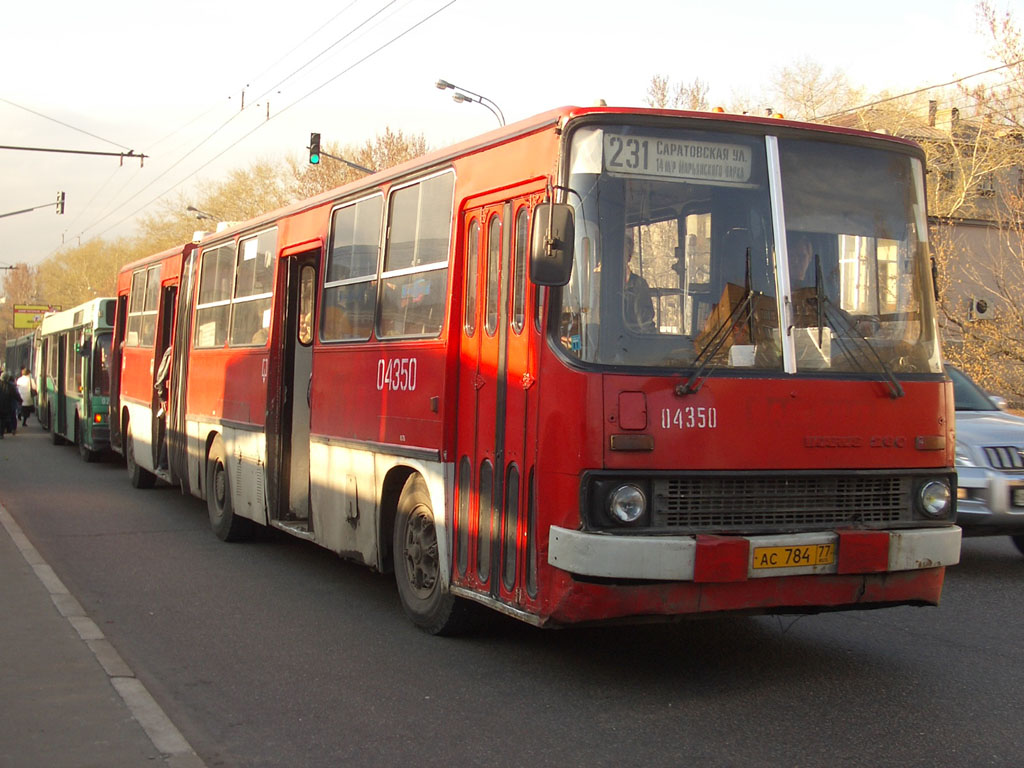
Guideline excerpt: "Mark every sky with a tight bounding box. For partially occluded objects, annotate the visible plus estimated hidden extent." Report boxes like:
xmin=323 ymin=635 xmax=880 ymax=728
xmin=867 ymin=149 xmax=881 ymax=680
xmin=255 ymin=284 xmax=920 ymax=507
xmin=0 ymin=0 xmax=1006 ymax=271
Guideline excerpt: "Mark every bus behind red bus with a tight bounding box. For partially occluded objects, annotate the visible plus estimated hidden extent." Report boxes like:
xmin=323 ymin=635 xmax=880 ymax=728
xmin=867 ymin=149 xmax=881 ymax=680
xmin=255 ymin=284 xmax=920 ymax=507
xmin=110 ymin=106 xmax=960 ymax=633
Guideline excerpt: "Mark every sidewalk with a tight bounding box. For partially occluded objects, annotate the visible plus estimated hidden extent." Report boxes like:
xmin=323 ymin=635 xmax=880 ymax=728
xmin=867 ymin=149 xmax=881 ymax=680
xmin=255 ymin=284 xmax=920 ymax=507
xmin=0 ymin=503 xmax=205 ymax=768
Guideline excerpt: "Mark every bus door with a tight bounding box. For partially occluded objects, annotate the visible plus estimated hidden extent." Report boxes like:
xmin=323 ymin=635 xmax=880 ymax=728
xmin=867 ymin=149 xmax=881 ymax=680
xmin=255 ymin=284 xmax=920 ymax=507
xmin=271 ymin=250 xmax=317 ymax=531
xmin=109 ymin=295 xmax=128 ymax=451
xmin=152 ymin=284 xmax=177 ymax=470
xmin=455 ymin=193 xmax=542 ymax=605
xmin=170 ymin=250 xmax=197 ymax=491
xmin=38 ymin=337 xmax=50 ymax=430
xmin=56 ymin=333 xmax=68 ymax=434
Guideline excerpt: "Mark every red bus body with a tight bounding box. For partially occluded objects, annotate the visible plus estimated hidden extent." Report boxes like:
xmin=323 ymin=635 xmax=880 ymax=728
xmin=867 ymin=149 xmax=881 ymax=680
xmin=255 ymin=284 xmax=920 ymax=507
xmin=111 ymin=107 xmax=960 ymax=631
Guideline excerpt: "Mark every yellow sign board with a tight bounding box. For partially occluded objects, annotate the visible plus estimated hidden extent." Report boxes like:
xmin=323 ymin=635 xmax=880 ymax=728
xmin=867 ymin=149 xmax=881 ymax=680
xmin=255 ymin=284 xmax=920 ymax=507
xmin=13 ymin=304 xmax=60 ymax=329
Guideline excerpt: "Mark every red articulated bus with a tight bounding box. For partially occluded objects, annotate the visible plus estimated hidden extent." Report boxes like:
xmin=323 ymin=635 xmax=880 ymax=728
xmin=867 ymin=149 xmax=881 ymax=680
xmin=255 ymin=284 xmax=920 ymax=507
xmin=110 ymin=106 xmax=960 ymax=633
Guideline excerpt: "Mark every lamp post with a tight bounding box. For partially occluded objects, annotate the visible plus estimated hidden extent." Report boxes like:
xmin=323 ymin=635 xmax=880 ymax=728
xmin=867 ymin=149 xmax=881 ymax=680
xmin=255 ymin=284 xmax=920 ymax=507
xmin=186 ymin=205 xmax=221 ymax=222
xmin=435 ymin=79 xmax=505 ymax=126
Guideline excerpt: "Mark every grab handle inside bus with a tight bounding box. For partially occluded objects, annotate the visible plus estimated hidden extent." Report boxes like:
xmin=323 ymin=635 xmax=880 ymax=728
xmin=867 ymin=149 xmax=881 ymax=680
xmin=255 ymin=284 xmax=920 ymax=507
xmin=530 ymin=203 xmax=574 ymax=286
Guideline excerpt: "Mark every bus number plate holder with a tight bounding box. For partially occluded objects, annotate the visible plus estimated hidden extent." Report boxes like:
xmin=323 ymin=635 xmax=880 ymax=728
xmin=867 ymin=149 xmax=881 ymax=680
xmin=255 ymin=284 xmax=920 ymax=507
xmin=752 ymin=543 xmax=836 ymax=570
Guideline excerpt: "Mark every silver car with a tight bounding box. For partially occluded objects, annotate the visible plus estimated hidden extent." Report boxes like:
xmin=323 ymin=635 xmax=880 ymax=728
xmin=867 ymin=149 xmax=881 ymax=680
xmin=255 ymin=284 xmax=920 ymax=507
xmin=950 ymin=364 xmax=1024 ymax=555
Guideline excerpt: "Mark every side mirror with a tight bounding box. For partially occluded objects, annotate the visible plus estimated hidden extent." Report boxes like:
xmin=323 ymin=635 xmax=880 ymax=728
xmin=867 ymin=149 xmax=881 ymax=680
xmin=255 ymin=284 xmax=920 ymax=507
xmin=78 ymin=339 xmax=92 ymax=358
xmin=530 ymin=203 xmax=574 ymax=286
xmin=989 ymin=394 xmax=1008 ymax=411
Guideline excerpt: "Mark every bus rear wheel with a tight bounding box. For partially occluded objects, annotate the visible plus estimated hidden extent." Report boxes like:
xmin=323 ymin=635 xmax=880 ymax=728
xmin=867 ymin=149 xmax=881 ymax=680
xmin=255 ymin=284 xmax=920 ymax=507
xmin=125 ymin=422 xmax=156 ymax=489
xmin=206 ymin=436 xmax=252 ymax=542
xmin=393 ymin=475 xmax=475 ymax=635
xmin=77 ymin=418 xmax=99 ymax=463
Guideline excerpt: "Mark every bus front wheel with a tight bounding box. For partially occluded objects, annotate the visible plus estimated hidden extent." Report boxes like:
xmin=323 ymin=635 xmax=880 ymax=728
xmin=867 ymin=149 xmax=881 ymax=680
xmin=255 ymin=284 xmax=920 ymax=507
xmin=393 ymin=475 xmax=475 ymax=635
xmin=206 ymin=436 xmax=252 ymax=542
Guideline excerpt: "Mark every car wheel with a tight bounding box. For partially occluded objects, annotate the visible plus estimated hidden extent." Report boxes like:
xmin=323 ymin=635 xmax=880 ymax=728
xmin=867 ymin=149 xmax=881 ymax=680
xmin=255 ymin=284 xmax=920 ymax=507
xmin=1011 ymin=535 xmax=1024 ymax=556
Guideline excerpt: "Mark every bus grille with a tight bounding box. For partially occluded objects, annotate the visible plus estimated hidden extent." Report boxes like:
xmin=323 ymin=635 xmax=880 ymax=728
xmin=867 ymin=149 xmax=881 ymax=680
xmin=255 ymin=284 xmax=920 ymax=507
xmin=651 ymin=475 xmax=910 ymax=532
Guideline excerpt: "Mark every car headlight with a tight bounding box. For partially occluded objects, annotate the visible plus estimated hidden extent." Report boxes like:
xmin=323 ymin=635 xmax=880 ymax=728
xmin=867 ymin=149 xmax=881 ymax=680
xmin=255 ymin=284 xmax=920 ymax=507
xmin=918 ymin=479 xmax=952 ymax=518
xmin=608 ymin=484 xmax=646 ymax=524
xmin=954 ymin=441 xmax=976 ymax=467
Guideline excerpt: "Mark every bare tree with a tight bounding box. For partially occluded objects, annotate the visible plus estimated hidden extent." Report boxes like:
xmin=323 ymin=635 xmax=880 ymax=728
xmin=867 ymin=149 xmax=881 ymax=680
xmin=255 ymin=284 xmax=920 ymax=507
xmin=138 ymin=158 xmax=295 ymax=252
xmin=644 ymin=75 xmax=710 ymax=111
xmin=769 ymin=57 xmax=863 ymax=121
xmin=10 ymin=132 xmax=429 ymax=339
xmin=976 ymin=0 xmax=1024 ymax=130
xmin=0 ymin=263 xmax=39 ymax=349
xmin=34 ymin=237 xmax=135 ymax=310
xmin=916 ymin=2 xmax=1024 ymax=399
xmin=290 ymin=127 xmax=428 ymax=199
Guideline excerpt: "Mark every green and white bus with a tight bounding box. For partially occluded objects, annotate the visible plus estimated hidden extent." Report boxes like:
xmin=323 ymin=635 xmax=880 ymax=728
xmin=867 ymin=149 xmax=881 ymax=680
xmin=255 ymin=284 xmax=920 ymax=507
xmin=37 ymin=298 xmax=116 ymax=461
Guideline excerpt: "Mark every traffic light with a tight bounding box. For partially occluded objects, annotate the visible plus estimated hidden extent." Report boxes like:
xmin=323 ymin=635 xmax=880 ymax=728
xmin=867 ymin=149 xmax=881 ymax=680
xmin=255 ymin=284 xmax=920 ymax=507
xmin=309 ymin=132 xmax=321 ymax=165
xmin=56 ymin=191 xmax=65 ymax=215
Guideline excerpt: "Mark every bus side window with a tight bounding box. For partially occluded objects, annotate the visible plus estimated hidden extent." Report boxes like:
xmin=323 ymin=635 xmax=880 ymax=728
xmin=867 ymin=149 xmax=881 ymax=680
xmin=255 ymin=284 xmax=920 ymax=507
xmin=298 ymin=266 xmax=315 ymax=346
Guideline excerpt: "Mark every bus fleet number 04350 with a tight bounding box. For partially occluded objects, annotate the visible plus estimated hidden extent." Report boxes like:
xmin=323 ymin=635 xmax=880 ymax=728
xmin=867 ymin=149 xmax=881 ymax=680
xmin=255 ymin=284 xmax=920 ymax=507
xmin=377 ymin=357 xmax=418 ymax=392
xmin=661 ymin=406 xmax=717 ymax=430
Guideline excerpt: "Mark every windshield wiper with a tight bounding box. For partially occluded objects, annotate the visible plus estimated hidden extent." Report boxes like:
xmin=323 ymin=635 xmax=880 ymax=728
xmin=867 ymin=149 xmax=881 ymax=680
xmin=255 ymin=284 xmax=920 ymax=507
xmin=804 ymin=255 xmax=905 ymax=399
xmin=678 ymin=249 xmax=755 ymax=395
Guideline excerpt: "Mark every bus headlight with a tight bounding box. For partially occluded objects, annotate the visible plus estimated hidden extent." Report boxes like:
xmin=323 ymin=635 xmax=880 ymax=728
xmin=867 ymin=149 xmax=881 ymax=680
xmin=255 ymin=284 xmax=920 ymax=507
xmin=608 ymin=484 xmax=646 ymax=524
xmin=918 ymin=479 xmax=951 ymax=518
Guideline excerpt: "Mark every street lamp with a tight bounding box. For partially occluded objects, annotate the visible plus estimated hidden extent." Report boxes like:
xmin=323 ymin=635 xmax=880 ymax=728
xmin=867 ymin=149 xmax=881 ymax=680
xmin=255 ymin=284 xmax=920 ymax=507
xmin=186 ymin=205 xmax=221 ymax=222
xmin=435 ymin=79 xmax=505 ymax=126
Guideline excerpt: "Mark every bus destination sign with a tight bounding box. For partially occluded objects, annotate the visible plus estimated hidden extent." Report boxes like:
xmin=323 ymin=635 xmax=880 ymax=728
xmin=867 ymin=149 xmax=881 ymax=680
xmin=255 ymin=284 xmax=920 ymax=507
xmin=603 ymin=133 xmax=752 ymax=184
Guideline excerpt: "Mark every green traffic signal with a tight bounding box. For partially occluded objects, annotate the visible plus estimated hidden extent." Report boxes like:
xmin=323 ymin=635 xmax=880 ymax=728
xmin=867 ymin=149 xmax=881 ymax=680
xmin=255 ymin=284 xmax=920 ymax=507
xmin=309 ymin=132 xmax=321 ymax=165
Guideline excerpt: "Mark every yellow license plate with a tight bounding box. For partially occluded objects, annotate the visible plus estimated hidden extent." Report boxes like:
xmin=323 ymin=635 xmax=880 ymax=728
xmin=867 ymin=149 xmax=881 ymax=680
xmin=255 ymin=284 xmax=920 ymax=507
xmin=752 ymin=543 xmax=836 ymax=569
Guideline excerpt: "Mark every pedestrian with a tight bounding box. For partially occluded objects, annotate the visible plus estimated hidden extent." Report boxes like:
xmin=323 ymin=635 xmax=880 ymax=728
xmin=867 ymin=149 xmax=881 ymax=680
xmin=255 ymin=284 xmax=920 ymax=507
xmin=15 ymin=367 xmax=34 ymax=427
xmin=0 ymin=372 xmax=21 ymax=437
xmin=154 ymin=344 xmax=173 ymax=469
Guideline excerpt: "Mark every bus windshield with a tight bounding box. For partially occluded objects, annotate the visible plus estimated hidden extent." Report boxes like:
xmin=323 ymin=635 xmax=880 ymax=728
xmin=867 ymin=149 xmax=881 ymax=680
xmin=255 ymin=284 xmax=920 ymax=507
xmin=556 ymin=123 xmax=942 ymax=376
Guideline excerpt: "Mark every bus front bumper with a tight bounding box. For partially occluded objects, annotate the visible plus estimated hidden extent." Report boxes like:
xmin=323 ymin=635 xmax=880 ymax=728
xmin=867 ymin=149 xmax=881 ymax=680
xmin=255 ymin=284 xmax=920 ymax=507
xmin=548 ymin=525 xmax=962 ymax=582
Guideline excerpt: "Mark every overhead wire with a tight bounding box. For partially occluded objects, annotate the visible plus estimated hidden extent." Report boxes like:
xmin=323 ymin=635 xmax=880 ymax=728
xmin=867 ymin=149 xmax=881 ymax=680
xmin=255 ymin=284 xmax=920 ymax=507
xmin=75 ymin=0 xmax=400 ymax=241
xmin=86 ymin=0 xmax=459 ymax=243
xmin=63 ymin=164 xmax=123 ymax=236
xmin=820 ymin=58 xmax=1024 ymax=120
xmin=247 ymin=0 xmax=364 ymax=85
xmin=9 ymin=0 xmax=380 ymax=242
xmin=0 ymin=96 xmax=134 ymax=151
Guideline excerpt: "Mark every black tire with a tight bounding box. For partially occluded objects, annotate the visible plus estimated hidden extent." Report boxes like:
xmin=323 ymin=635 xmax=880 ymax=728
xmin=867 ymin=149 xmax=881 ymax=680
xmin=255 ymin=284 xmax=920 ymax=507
xmin=393 ymin=475 xmax=475 ymax=635
xmin=1011 ymin=535 xmax=1024 ymax=556
xmin=125 ymin=422 xmax=156 ymax=489
xmin=76 ymin=418 xmax=99 ymax=463
xmin=206 ymin=435 xmax=252 ymax=542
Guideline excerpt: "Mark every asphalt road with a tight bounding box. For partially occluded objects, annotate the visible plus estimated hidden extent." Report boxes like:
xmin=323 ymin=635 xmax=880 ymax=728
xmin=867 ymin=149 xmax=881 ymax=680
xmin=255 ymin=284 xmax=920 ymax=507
xmin=2 ymin=423 xmax=1022 ymax=768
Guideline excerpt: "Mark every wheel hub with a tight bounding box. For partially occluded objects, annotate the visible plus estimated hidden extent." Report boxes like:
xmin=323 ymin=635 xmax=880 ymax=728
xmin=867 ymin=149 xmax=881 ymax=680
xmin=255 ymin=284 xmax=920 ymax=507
xmin=404 ymin=507 xmax=438 ymax=598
